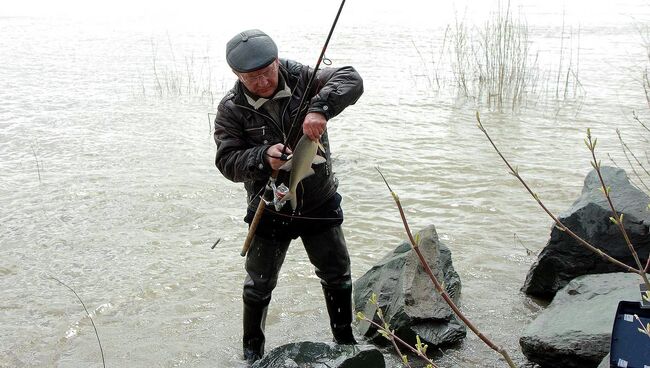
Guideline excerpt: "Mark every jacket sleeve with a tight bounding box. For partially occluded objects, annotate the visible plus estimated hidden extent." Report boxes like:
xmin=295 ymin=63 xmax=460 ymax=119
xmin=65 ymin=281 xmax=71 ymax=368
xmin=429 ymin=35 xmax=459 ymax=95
xmin=306 ymin=65 xmax=364 ymax=120
xmin=213 ymin=100 xmax=272 ymax=183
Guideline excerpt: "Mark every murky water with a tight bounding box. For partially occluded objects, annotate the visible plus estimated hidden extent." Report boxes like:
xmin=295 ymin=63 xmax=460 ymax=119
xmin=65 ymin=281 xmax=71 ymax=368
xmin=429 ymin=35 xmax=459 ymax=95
xmin=1 ymin=1 xmax=649 ymax=367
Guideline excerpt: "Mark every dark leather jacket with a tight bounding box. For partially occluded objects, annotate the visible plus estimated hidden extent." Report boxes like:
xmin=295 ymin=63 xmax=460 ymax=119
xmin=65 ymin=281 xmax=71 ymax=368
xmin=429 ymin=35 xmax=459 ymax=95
xmin=214 ymin=58 xmax=363 ymax=215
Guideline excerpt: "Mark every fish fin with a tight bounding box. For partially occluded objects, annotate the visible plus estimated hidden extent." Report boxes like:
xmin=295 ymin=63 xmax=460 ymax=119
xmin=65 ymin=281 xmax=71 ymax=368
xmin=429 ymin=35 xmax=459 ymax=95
xmin=317 ymin=141 xmax=325 ymax=153
xmin=301 ymin=168 xmax=316 ymax=179
xmin=312 ymin=155 xmax=327 ymax=165
xmin=290 ymin=195 xmax=298 ymax=211
xmin=296 ymin=168 xmax=316 ymax=184
xmin=279 ymin=158 xmax=293 ymax=171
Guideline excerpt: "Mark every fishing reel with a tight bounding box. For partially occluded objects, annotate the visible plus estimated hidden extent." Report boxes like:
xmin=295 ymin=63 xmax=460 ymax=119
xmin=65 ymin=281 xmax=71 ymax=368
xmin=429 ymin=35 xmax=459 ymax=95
xmin=262 ymin=178 xmax=289 ymax=211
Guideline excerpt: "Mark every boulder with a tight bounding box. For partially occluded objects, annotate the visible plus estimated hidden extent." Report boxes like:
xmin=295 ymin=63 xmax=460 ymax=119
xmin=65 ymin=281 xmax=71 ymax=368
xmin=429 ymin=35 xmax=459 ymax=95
xmin=353 ymin=225 xmax=466 ymax=348
xmin=251 ymin=341 xmax=385 ymax=368
xmin=522 ymin=166 xmax=650 ymax=300
xmin=520 ymin=272 xmax=641 ymax=368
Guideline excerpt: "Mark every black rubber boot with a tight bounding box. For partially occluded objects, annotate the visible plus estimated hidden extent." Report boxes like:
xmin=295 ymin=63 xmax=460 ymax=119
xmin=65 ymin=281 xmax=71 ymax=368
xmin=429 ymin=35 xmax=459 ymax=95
xmin=243 ymin=300 xmax=268 ymax=363
xmin=323 ymin=285 xmax=357 ymax=345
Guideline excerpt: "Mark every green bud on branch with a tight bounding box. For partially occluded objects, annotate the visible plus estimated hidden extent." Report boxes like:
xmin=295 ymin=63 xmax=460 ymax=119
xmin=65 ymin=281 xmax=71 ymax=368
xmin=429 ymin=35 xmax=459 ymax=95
xmin=415 ymin=335 xmax=428 ymax=355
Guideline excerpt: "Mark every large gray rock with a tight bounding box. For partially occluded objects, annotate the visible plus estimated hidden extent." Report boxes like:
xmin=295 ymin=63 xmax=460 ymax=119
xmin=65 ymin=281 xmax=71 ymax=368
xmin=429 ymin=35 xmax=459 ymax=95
xmin=353 ymin=225 xmax=466 ymax=348
xmin=523 ymin=166 xmax=650 ymax=300
xmin=520 ymin=272 xmax=641 ymax=368
xmin=251 ymin=341 xmax=385 ymax=368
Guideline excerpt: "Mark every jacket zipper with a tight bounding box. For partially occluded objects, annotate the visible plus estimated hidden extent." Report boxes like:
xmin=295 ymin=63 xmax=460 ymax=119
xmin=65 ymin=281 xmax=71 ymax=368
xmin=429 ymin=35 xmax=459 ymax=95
xmin=244 ymin=126 xmax=266 ymax=135
xmin=235 ymin=103 xmax=286 ymax=141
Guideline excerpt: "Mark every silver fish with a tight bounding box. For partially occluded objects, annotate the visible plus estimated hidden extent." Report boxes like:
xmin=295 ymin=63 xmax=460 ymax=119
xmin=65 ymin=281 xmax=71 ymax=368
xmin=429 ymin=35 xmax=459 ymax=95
xmin=279 ymin=135 xmax=326 ymax=211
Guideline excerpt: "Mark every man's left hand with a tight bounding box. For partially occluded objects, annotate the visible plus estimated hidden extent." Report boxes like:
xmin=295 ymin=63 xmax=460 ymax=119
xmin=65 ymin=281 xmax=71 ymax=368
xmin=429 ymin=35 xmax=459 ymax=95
xmin=303 ymin=112 xmax=327 ymax=141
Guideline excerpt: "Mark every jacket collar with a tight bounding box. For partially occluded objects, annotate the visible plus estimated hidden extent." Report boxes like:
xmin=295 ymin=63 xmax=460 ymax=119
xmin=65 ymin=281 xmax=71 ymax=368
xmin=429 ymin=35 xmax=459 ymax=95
xmin=243 ymin=73 xmax=292 ymax=110
xmin=231 ymin=59 xmax=299 ymax=107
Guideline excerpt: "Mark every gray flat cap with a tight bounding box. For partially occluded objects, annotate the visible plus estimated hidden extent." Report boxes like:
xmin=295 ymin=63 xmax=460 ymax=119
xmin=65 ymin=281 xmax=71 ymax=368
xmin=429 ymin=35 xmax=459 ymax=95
xmin=226 ymin=29 xmax=278 ymax=73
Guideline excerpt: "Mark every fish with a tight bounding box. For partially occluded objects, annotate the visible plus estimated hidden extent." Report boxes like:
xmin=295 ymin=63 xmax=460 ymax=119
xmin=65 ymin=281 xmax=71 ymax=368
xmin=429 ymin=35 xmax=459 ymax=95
xmin=278 ymin=134 xmax=327 ymax=211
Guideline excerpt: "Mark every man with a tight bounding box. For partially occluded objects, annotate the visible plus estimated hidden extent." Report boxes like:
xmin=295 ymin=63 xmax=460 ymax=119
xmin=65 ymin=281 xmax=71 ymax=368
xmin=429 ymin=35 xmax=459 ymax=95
xmin=213 ymin=29 xmax=363 ymax=363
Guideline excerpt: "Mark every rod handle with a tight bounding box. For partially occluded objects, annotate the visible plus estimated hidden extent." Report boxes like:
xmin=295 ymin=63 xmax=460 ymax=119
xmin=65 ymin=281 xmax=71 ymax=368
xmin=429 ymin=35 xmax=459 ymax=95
xmin=240 ymin=195 xmax=267 ymax=257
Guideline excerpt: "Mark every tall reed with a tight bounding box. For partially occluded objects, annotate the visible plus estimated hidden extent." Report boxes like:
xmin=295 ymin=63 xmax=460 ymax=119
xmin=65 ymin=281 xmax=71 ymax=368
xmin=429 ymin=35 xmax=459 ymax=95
xmin=142 ymin=37 xmax=223 ymax=105
xmin=449 ymin=1 xmax=538 ymax=111
xmin=426 ymin=1 xmax=584 ymax=111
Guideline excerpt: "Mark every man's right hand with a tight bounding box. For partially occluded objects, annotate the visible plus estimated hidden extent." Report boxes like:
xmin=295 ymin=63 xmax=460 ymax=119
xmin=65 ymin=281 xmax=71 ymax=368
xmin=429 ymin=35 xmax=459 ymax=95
xmin=265 ymin=143 xmax=292 ymax=171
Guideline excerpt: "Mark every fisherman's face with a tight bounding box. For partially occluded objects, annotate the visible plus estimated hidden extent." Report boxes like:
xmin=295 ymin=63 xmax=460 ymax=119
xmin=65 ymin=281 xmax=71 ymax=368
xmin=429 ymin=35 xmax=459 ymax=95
xmin=236 ymin=59 xmax=279 ymax=98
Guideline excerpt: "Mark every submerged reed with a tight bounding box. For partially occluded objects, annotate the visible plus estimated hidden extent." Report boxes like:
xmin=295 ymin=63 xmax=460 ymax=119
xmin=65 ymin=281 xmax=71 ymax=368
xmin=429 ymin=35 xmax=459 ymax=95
xmin=448 ymin=2 xmax=538 ymax=110
xmin=415 ymin=1 xmax=584 ymax=111
xmin=140 ymin=37 xmax=223 ymax=105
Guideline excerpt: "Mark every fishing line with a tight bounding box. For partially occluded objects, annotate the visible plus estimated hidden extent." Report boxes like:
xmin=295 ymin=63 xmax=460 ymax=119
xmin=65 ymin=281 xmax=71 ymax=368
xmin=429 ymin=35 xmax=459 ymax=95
xmin=262 ymin=206 xmax=342 ymax=221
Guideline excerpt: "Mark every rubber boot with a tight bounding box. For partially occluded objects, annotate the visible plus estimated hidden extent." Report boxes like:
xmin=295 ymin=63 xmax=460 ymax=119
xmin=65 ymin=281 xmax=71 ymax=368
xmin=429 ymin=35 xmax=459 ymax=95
xmin=323 ymin=285 xmax=357 ymax=345
xmin=243 ymin=301 xmax=268 ymax=363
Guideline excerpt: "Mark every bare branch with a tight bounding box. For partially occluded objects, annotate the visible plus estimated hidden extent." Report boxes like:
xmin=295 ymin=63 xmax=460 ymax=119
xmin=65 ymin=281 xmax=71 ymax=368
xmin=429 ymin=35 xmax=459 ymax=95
xmin=377 ymin=166 xmax=517 ymax=368
xmin=477 ymin=113 xmax=641 ymax=274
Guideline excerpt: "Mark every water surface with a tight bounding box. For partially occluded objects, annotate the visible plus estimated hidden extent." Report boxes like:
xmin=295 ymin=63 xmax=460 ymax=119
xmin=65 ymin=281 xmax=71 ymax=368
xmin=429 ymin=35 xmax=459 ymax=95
xmin=1 ymin=2 xmax=649 ymax=367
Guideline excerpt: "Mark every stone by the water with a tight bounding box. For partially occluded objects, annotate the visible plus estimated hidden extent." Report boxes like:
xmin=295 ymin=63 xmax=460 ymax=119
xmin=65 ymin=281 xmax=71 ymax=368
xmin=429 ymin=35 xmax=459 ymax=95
xmin=520 ymin=272 xmax=642 ymax=368
xmin=251 ymin=341 xmax=385 ymax=368
xmin=522 ymin=166 xmax=650 ymax=300
xmin=353 ymin=225 xmax=466 ymax=348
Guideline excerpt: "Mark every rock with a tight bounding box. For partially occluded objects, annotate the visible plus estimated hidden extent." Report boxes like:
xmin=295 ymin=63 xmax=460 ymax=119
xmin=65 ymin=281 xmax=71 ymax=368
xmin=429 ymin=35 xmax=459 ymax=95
xmin=522 ymin=166 xmax=650 ymax=300
xmin=251 ymin=341 xmax=385 ymax=368
xmin=353 ymin=225 xmax=466 ymax=348
xmin=597 ymin=354 xmax=610 ymax=368
xmin=520 ymin=272 xmax=641 ymax=368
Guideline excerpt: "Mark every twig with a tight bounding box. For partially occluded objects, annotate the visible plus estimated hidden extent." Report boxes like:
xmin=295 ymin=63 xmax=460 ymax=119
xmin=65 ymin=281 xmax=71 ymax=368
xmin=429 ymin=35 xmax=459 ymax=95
xmin=49 ymin=275 xmax=106 ymax=368
xmin=615 ymin=128 xmax=650 ymax=192
xmin=357 ymin=298 xmax=437 ymax=368
xmin=514 ymin=233 xmax=534 ymax=256
xmin=376 ymin=167 xmax=517 ymax=368
xmin=362 ymin=318 xmax=431 ymax=367
xmin=586 ymin=129 xmax=650 ymax=289
xmin=632 ymin=110 xmax=650 ymax=134
xmin=476 ymin=113 xmax=639 ymax=273
xmin=607 ymin=153 xmax=644 ymax=191
xmin=208 ymin=113 xmax=217 ymax=136
xmin=476 ymin=113 xmax=649 ymax=289
xmin=29 ymin=142 xmax=42 ymax=184
xmin=211 ymin=238 xmax=221 ymax=249
xmin=151 ymin=39 xmax=163 ymax=97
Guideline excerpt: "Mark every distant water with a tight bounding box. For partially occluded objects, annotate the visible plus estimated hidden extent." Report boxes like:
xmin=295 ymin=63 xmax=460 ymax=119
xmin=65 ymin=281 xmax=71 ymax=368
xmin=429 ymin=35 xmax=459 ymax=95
xmin=1 ymin=1 xmax=649 ymax=367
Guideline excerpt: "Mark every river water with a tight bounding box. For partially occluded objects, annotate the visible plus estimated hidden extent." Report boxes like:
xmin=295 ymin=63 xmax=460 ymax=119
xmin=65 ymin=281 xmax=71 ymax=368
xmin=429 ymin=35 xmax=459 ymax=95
xmin=1 ymin=1 xmax=649 ymax=367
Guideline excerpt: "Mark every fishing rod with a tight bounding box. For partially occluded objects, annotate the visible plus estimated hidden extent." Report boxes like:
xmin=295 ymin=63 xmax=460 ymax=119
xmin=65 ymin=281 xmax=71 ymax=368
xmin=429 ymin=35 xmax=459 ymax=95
xmin=240 ymin=0 xmax=347 ymax=257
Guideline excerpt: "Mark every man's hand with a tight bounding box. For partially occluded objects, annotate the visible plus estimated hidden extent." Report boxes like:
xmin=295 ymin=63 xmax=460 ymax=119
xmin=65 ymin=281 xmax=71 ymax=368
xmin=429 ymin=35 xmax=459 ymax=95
xmin=265 ymin=143 xmax=292 ymax=171
xmin=303 ymin=112 xmax=327 ymax=141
